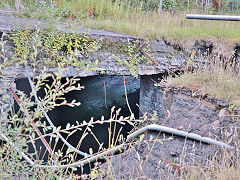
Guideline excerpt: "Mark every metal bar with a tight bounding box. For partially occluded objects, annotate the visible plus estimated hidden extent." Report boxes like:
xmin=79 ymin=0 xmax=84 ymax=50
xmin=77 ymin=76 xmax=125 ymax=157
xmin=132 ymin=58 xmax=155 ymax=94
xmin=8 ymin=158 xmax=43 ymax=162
xmin=204 ymin=0 xmax=207 ymax=14
xmin=1 ymin=123 xmax=234 ymax=169
xmin=159 ymin=0 xmax=163 ymax=15
xmin=186 ymin=14 xmax=240 ymax=21
xmin=207 ymin=0 xmax=210 ymax=14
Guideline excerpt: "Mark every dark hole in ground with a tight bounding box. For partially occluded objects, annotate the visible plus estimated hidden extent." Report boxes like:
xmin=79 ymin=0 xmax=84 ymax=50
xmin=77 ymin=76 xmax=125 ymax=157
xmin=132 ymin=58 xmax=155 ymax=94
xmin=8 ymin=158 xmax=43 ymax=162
xmin=13 ymin=75 xmax=140 ymax=174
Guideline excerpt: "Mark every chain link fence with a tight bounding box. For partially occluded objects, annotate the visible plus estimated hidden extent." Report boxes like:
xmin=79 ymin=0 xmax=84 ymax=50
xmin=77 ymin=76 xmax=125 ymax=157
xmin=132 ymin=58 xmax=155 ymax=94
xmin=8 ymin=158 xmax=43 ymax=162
xmin=1 ymin=0 xmax=240 ymax=14
xmin=158 ymin=0 xmax=240 ymax=14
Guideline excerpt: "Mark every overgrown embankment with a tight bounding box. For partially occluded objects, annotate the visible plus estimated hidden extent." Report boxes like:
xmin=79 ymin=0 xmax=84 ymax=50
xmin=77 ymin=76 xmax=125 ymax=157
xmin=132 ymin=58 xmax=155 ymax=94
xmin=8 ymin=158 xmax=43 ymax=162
xmin=0 ymin=10 xmax=240 ymax=179
xmin=0 ymin=14 xmax=189 ymax=78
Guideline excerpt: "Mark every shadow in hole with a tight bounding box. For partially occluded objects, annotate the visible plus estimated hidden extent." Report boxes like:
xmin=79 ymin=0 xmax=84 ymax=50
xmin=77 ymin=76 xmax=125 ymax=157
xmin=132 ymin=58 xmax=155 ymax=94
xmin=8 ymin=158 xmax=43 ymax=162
xmin=14 ymin=75 xmax=140 ymax=174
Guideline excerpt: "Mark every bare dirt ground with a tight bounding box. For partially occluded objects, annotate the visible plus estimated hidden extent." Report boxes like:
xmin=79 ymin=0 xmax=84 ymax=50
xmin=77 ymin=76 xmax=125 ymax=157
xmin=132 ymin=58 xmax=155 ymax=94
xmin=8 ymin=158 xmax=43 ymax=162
xmin=99 ymin=85 xmax=240 ymax=179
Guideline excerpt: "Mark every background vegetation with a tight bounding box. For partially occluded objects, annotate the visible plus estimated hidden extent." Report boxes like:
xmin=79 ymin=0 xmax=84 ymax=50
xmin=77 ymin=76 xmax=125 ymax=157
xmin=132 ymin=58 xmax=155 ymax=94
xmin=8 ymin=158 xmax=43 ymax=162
xmin=0 ymin=0 xmax=240 ymax=40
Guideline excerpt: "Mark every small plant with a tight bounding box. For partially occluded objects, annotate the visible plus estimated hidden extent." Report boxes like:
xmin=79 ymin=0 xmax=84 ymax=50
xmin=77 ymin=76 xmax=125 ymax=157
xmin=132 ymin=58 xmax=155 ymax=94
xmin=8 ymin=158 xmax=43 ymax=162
xmin=0 ymin=31 xmax=140 ymax=178
xmin=7 ymin=28 xmax=99 ymax=71
xmin=0 ymin=65 xmax=140 ymax=178
xmin=115 ymin=39 xmax=152 ymax=77
xmin=0 ymin=66 xmax=82 ymax=178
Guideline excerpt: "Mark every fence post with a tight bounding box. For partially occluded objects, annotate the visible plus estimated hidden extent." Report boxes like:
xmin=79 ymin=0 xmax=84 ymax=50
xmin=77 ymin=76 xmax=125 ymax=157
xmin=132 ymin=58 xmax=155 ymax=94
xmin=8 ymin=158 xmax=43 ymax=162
xmin=205 ymin=0 xmax=210 ymax=14
xmin=159 ymin=0 xmax=163 ymax=15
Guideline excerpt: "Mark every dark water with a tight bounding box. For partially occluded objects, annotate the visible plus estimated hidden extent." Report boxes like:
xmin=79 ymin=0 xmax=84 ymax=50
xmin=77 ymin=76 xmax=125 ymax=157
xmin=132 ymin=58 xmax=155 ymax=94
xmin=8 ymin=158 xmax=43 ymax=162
xmin=15 ymin=75 xmax=140 ymax=174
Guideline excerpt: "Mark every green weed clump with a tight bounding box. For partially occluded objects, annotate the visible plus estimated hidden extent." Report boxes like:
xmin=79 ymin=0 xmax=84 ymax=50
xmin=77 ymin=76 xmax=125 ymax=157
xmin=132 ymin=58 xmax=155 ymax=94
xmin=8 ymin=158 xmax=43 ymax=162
xmin=5 ymin=29 xmax=99 ymax=71
xmin=58 ymin=0 xmax=133 ymax=20
xmin=115 ymin=40 xmax=152 ymax=77
xmin=4 ymin=29 xmax=152 ymax=77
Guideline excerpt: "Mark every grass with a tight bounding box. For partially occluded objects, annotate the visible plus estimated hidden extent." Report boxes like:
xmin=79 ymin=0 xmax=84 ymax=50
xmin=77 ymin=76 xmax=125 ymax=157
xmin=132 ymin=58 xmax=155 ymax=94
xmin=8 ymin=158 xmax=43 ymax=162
xmin=57 ymin=0 xmax=240 ymax=41
xmin=2 ymin=0 xmax=240 ymax=41
xmin=76 ymin=11 xmax=240 ymax=41
xmin=181 ymin=126 xmax=240 ymax=180
xmin=161 ymin=69 xmax=240 ymax=105
xmin=181 ymin=152 xmax=240 ymax=179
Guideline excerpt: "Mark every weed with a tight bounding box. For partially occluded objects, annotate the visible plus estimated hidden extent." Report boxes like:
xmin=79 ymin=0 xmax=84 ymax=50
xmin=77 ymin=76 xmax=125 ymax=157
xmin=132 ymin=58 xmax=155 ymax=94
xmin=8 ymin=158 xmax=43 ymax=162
xmin=0 ymin=30 xmax=139 ymax=178
xmin=6 ymin=28 xmax=99 ymax=71
xmin=115 ymin=40 xmax=152 ymax=77
xmin=161 ymin=68 xmax=240 ymax=105
xmin=0 ymin=66 xmax=81 ymax=178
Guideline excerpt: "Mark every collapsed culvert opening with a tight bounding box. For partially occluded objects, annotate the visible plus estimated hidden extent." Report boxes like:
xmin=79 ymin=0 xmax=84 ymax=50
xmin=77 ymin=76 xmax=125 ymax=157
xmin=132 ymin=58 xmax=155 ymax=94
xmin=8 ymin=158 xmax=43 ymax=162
xmin=13 ymin=75 xmax=140 ymax=174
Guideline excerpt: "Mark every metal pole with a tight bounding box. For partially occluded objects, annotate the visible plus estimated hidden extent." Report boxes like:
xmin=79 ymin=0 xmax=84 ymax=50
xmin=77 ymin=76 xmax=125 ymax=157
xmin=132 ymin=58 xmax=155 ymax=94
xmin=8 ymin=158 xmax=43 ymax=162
xmin=1 ymin=124 xmax=233 ymax=169
xmin=205 ymin=0 xmax=207 ymax=14
xmin=207 ymin=0 xmax=210 ymax=14
xmin=159 ymin=0 xmax=163 ymax=15
xmin=186 ymin=14 xmax=240 ymax=21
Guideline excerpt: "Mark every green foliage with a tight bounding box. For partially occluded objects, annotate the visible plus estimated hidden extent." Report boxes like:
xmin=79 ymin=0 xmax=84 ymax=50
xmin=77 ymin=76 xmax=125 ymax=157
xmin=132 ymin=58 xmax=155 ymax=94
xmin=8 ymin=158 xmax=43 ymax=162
xmin=0 ymin=69 xmax=139 ymax=177
xmin=58 ymin=0 xmax=132 ymax=19
xmin=0 ymin=0 xmax=15 ymax=8
xmin=115 ymin=40 xmax=152 ymax=77
xmin=162 ymin=0 xmax=178 ymax=12
xmin=0 ymin=67 xmax=82 ymax=178
xmin=0 ymin=33 xmax=142 ymax=177
xmin=21 ymin=1 xmax=67 ymax=23
xmin=8 ymin=28 xmax=99 ymax=71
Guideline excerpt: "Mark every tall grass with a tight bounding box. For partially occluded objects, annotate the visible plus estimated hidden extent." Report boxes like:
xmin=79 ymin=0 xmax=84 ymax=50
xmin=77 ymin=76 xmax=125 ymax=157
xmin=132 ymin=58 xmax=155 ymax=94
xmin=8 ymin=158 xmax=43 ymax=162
xmin=52 ymin=0 xmax=240 ymax=40
xmin=1 ymin=0 xmax=240 ymax=40
xmin=58 ymin=0 xmax=137 ymax=19
xmin=161 ymin=51 xmax=240 ymax=105
xmin=77 ymin=11 xmax=240 ymax=41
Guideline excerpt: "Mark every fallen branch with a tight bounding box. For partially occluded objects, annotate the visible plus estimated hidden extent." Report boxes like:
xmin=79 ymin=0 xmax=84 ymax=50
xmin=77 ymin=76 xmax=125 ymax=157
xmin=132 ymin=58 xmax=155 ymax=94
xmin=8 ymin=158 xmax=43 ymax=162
xmin=141 ymin=50 xmax=159 ymax=67
xmin=134 ymin=40 xmax=159 ymax=67
xmin=136 ymin=41 xmax=178 ymax=69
